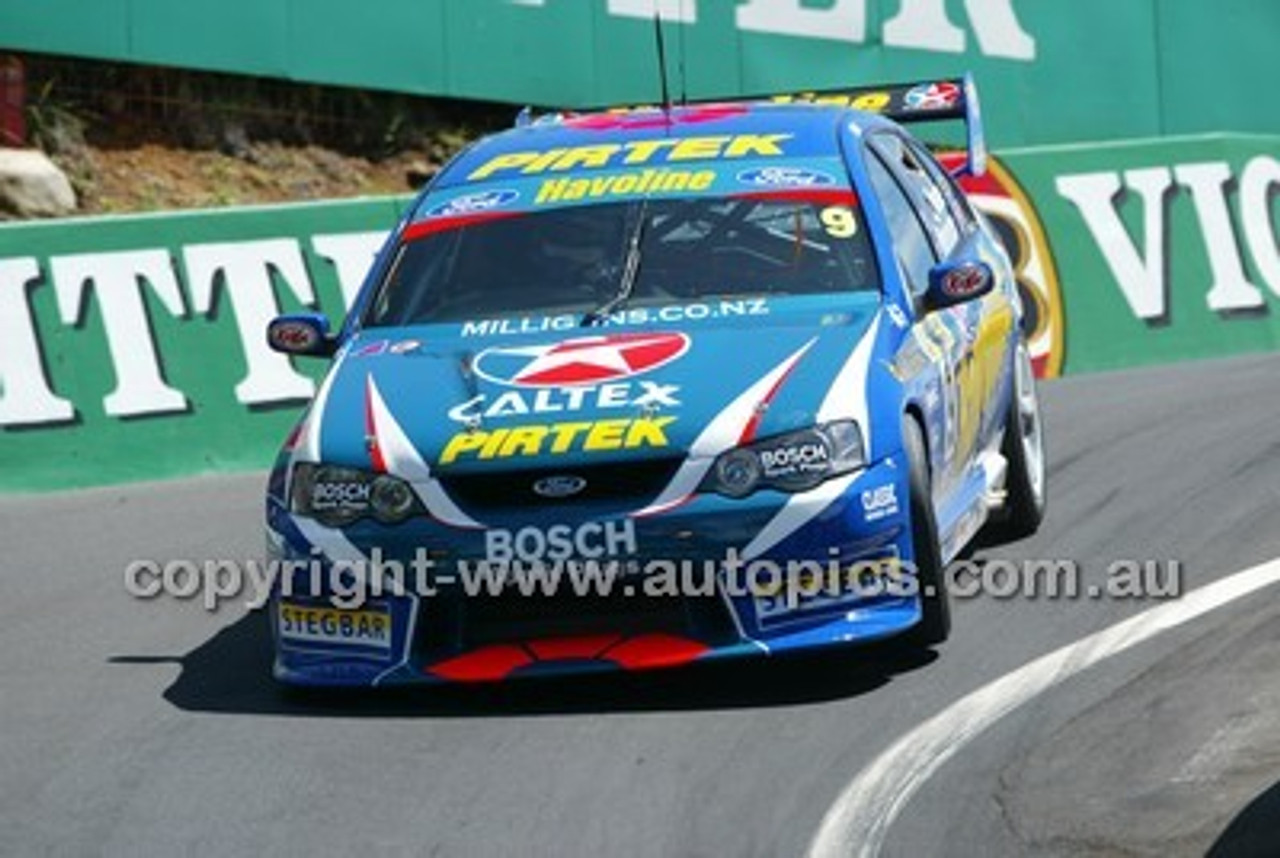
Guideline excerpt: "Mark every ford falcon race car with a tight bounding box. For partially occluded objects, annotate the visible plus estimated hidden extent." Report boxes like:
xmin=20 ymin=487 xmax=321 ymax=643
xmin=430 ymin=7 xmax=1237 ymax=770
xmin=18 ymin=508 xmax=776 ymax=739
xmin=264 ymin=75 xmax=1046 ymax=686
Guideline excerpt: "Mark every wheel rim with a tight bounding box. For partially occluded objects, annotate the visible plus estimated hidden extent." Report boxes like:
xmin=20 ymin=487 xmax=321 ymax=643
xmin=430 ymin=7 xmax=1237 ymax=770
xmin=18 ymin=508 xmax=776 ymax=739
xmin=1016 ymin=343 xmax=1045 ymax=506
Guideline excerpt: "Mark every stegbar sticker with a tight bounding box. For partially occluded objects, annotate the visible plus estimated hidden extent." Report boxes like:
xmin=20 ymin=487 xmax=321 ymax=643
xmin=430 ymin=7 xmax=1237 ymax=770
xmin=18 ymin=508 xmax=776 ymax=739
xmin=278 ymin=603 xmax=392 ymax=651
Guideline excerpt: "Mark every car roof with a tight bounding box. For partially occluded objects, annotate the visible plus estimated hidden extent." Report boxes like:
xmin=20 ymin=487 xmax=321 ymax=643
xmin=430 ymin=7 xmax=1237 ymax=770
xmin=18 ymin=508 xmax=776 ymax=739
xmin=435 ymin=102 xmax=895 ymax=189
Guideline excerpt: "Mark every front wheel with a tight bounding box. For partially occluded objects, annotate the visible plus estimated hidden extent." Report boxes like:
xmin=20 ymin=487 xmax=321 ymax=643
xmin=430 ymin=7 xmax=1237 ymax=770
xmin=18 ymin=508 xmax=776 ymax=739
xmin=994 ymin=339 xmax=1046 ymax=539
xmin=902 ymin=417 xmax=950 ymax=647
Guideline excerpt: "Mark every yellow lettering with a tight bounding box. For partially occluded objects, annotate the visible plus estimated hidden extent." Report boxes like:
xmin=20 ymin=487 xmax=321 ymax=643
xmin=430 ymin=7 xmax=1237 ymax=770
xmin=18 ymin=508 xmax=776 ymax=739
xmin=468 ymin=152 xmax=538 ymax=180
xmin=623 ymin=139 xmax=679 ymax=164
xmin=440 ymin=431 xmax=488 ymax=465
xmin=471 ymin=134 xmax=791 ymax=182
xmin=533 ymin=169 xmax=721 ymax=205
xmin=625 ymin=417 xmax=675 ymax=448
xmin=689 ymin=171 xmax=716 ymax=191
xmin=852 ymin=92 xmax=891 ymax=112
xmin=479 ymin=429 xmax=510 ymax=459
xmin=441 ymin=419 xmax=674 ymax=462
xmin=583 ymin=419 xmax=630 ymax=451
xmin=656 ymin=172 xmax=692 ymax=192
xmin=525 ymin=148 xmax=569 ymax=173
xmin=499 ymin=426 xmax=549 ymax=458
xmin=549 ymin=422 xmax=594 ymax=453
xmin=724 ymin=133 xmax=793 ymax=158
xmin=669 ymin=136 xmax=730 ymax=161
xmin=536 ymin=178 xmax=570 ymax=204
xmin=552 ymin=145 xmax=623 ymax=172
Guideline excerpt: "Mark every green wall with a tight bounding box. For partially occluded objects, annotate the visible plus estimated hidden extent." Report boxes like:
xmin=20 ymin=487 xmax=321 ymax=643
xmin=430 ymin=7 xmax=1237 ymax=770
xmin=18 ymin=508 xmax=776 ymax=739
xmin=1004 ymin=134 xmax=1280 ymax=373
xmin=2 ymin=0 xmax=1277 ymax=148
xmin=0 ymin=197 xmax=407 ymax=491
xmin=1 ymin=134 xmax=1277 ymax=491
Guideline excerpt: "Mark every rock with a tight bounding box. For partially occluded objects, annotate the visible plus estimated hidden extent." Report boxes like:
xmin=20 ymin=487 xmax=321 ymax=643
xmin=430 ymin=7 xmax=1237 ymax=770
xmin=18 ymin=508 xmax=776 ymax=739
xmin=218 ymin=122 xmax=253 ymax=161
xmin=0 ymin=149 xmax=77 ymax=217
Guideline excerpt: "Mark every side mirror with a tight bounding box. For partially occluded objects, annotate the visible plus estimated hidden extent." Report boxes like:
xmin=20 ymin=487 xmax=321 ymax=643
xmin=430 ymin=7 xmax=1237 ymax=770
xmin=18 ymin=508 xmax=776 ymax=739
xmin=267 ymin=313 xmax=336 ymax=357
xmin=923 ymin=259 xmax=995 ymax=311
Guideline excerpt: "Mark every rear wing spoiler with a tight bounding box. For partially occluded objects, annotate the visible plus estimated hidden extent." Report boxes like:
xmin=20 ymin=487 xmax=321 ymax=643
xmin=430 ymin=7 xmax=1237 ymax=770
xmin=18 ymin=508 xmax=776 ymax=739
xmin=763 ymin=74 xmax=986 ymax=178
xmin=517 ymin=73 xmax=987 ymax=179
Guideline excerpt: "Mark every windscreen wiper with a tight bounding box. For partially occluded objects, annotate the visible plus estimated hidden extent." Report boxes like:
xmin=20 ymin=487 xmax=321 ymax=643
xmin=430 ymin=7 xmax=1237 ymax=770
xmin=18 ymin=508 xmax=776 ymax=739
xmin=582 ymin=198 xmax=649 ymax=327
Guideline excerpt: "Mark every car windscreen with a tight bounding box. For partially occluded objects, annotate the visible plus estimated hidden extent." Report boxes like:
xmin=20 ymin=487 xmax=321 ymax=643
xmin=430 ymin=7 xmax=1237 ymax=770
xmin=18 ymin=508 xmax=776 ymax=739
xmin=364 ymin=193 xmax=880 ymax=328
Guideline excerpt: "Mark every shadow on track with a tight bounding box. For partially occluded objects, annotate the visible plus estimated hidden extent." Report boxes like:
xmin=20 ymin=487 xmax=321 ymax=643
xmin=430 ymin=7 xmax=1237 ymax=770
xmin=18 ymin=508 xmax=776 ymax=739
xmin=1207 ymin=779 xmax=1280 ymax=858
xmin=110 ymin=609 xmax=937 ymax=718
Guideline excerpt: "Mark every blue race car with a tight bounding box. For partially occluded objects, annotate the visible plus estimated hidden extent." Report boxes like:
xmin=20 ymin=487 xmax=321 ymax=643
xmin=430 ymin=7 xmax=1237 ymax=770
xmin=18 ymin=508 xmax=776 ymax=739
xmin=264 ymin=75 xmax=1045 ymax=686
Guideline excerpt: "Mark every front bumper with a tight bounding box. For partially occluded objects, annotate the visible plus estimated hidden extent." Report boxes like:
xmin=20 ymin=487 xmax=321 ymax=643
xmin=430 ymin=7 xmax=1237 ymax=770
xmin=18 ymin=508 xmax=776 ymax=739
xmin=266 ymin=457 xmax=921 ymax=686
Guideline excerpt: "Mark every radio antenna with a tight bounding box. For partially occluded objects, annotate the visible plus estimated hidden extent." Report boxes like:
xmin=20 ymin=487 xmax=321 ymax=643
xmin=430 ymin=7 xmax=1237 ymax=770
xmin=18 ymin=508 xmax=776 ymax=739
xmin=653 ymin=11 xmax=672 ymax=114
xmin=678 ymin=0 xmax=688 ymax=105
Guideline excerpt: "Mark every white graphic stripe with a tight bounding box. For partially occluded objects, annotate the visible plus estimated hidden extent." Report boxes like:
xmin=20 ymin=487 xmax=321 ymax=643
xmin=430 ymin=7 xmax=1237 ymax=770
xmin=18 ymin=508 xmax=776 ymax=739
xmin=631 ymin=338 xmax=817 ymax=518
xmin=818 ymin=315 xmax=881 ymax=424
xmin=373 ymin=588 xmax=420 ymax=687
xmin=294 ymin=366 xmax=339 ymax=466
xmin=741 ymin=317 xmax=881 ymax=559
xmin=740 ymin=471 xmax=861 ymax=560
xmin=294 ymin=517 xmax=367 ymax=565
xmin=366 ymin=375 xmax=484 ymax=529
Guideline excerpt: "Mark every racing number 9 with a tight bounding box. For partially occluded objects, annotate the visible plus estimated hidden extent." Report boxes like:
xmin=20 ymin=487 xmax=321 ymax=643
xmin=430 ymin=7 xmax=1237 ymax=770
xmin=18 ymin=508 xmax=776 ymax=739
xmin=821 ymin=206 xmax=858 ymax=239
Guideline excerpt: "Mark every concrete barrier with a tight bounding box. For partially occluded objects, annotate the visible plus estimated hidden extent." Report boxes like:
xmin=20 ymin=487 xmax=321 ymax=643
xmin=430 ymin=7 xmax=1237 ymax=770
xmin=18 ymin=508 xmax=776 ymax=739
xmin=1 ymin=134 xmax=1276 ymax=491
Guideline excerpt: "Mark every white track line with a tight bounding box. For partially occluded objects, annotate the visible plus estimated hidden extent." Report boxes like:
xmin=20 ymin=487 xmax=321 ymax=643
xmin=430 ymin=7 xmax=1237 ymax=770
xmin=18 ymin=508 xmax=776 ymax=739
xmin=808 ymin=557 xmax=1280 ymax=858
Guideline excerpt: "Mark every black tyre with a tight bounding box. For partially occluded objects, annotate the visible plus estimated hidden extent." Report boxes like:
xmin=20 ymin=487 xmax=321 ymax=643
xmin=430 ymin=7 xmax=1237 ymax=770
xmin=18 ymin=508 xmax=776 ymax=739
xmin=902 ymin=416 xmax=950 ymax=647
xmin=994 ymin=339 xmax=1046 ymax=540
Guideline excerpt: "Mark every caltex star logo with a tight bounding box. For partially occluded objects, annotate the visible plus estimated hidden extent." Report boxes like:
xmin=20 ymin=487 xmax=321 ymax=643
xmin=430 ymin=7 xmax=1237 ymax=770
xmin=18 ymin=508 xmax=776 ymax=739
xmin=472 ymin=332 xmax=690 ymax=387
xmin=904 ymin=81 xmax=960 ymax=111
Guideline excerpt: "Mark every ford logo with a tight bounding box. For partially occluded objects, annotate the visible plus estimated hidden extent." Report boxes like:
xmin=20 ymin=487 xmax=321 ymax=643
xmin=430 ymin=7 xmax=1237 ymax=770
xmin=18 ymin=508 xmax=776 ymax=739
xmin=425 ymin=189 xmax=520 ymax=218
xmin=737 ymin=166 xmax=836 ymax=188
xmin=532 ymin=475 xmax=588 ymax=499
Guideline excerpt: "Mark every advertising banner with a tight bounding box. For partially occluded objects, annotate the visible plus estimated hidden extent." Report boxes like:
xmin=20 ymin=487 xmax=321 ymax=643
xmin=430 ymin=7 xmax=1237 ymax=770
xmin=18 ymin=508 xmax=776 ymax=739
xmin=1 ymin=134 xmax=1277 ymax=490
xmin=1 ymin=0 xmax=1277 ymax=148
xmin=0 ymin=197 xmax=407 ymax=490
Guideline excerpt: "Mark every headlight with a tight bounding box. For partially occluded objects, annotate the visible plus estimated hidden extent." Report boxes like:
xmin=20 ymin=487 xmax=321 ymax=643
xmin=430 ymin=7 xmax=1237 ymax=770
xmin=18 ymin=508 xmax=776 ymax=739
xmin=370 ymin=474 xmax=417 ymax=521
xmin=713 ymin=449 xmax=764 ymax=499
xmin=701 ymin=420 xmax=866 ymax=498
xmin=290 ymin=464 xmax=421 ymax=526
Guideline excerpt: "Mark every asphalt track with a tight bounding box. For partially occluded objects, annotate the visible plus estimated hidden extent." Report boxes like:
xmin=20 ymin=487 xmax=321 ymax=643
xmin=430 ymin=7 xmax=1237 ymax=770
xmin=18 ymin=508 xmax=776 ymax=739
xmin=2 ymin=352 xmax=1279 ymax=857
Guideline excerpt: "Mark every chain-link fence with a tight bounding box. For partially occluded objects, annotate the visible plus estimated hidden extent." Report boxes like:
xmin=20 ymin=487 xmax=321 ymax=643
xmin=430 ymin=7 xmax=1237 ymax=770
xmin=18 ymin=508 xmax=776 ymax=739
xmin=8 ymin=52 xmax=504 ymax=156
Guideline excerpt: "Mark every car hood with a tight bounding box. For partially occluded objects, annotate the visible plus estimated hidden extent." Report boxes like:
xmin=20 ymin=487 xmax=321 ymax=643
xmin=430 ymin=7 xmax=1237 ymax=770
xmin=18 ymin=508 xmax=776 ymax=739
xmin=307 ymin=304 xmax=884 ymax=478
